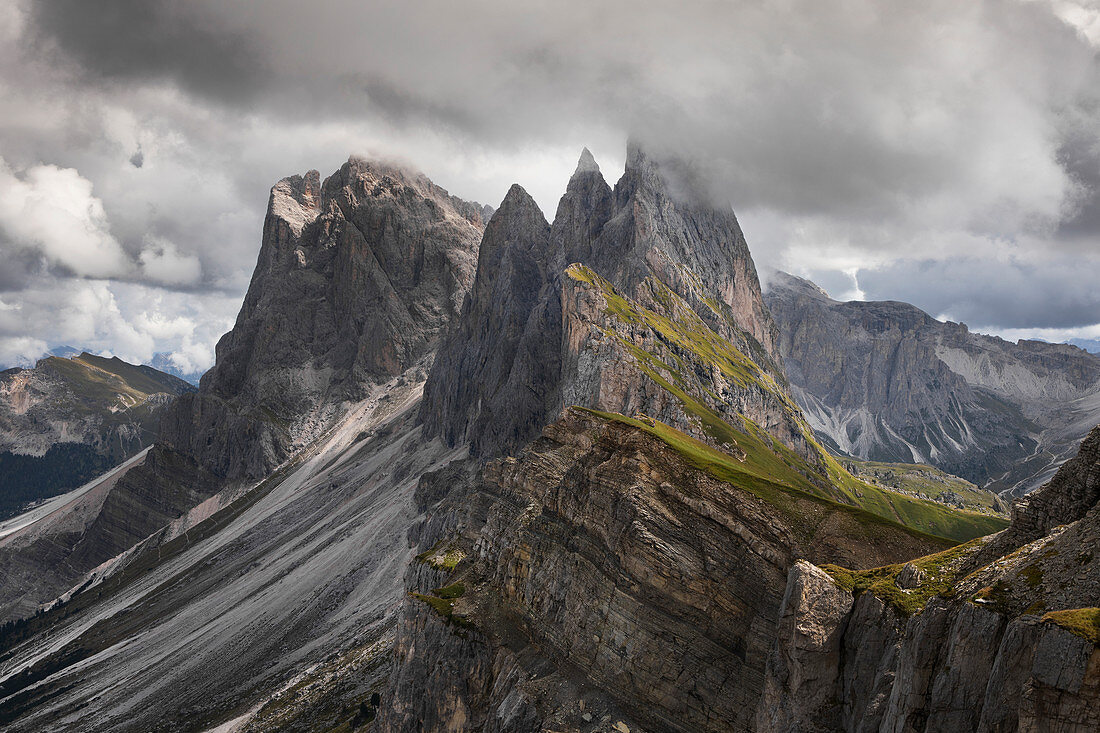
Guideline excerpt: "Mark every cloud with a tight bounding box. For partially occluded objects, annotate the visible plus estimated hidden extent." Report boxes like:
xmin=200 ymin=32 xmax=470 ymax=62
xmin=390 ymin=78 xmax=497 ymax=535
xmin=138 ymin=237 xmax=202 ymax=286
xmin=0 ymin=157 xmax=133 ymax=279
xmin=1 ymin=0 xmax=1099 ymax=362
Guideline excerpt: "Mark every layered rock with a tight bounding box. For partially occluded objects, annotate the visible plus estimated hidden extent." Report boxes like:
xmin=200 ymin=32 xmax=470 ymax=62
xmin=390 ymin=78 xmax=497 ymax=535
xmin=0 ymin=353 xmax=193 ymax=517
xmin=759 ymin=423 xmax=1100 ymax=732
xmin=383 ymin=409 xmax=952 ymax=732
xmin=423 ymin=145 xmax=792 ymax=461
xmin=765 ymin=271 xmax=1100 ymax=494
xmin=382 ymin=146 xmax=1031 ymax=733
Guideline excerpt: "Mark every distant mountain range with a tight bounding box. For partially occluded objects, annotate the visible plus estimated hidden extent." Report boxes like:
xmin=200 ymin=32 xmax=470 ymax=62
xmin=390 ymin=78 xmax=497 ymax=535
xmin=0 ymin=353 xmax=194 ymax=520
xmin=7 ymin=346 xmax=207 ymax=386
xmin=765 ymin=272 xmax=1100 ymax=496
xmin=1065 ymin=337 xmax=1100 ymax=354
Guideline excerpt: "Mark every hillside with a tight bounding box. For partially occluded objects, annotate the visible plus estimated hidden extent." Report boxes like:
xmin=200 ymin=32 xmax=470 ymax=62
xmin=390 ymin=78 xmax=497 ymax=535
xmin=0 ymin=353 xmax=193 ymax=518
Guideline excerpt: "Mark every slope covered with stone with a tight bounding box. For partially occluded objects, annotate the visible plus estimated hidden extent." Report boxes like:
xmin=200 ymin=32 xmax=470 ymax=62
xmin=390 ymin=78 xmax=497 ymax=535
xmin=759 ymin=423 xmax=1100 ymax=732
xmin=0 ymin=157 xmax=486 ymax=623
xmin=0 ymin=353 xmax=193 ymax=518
xmin=765 ymin=271 xmax=1100 ymax=495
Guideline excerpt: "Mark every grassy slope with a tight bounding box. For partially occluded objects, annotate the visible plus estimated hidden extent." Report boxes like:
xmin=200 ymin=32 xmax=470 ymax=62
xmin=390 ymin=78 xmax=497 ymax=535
xmin=844 ymin=459 xmax=1005 ymax=516
xmin=565 ymin=263 xmax=1008 ymax=544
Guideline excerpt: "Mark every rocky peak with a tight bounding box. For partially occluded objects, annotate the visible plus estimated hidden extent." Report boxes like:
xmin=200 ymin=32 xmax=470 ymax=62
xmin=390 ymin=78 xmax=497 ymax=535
xmin=574 ymin=146 xmax=600 ymax=175
xmin=767 ymin=270 xmax=831 ymax=301
xmin=423 ymin=143 xmax=795 ymax=459
xmin=163 ymin=156 xmax=486 ymax=480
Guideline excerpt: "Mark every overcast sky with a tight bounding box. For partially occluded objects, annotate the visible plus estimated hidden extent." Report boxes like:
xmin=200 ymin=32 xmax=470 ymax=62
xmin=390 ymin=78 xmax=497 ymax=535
xmin=2 ymin=0 xmax=1100 ymax=373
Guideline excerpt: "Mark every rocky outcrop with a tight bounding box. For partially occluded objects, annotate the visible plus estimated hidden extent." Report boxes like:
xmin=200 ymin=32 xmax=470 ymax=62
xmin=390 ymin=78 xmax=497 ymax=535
xmin=765 ymin=271 xmax=1100 ymax=494
xmin=759 ymin=422 xmax=1100 ymax=732
xmin=164 ymin=158 xmax=486 ymax=481
xmin=0 ymin=353 xmax=193 ymax=517
xmin=383 ymin=409 xmax=952 ymax=732
xmin=423 ymin=145 xmax=791 ymax=461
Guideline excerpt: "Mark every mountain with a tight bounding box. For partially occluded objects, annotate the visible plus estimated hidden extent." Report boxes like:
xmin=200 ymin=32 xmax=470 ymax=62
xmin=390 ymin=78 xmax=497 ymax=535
xmin=1065 ymin=337 xmax=1100 ymax=354
xmin=149 ymin=353 xmax=206 ymax=386
xmin=760 ymin=421 xmax=1100 ymax=731
xmin=765 ymin=271 xmax=1100 ymax=496
xmin=0 ymin=353 xmax=193 ymax=520
xmin=0 ymin=148 xmax=1027 ymax=732
xmin=384 ymin=148 xmax=1007 ymax=731
xmin=0 ymin=156 xmax=486 ymax=626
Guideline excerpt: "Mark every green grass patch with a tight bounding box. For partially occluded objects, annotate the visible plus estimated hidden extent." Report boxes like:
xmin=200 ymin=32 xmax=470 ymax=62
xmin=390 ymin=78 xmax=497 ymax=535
xmin=1020 ymin=565 xmax=1044 ymax=588
xmin=411 ymin=583 xmax=470 ymax=628
xmin=1041 ymin=608 xmax=1100 ymax=644
xmin=575 ymin=407 xmax=958 ymax=550
xmin=415 ymin=544 xmax=466 ymax=572
xmin=565 ymin=263 xmax=1007 ymax=543
xmin=820 ymin=539 xmax=985 ymax=615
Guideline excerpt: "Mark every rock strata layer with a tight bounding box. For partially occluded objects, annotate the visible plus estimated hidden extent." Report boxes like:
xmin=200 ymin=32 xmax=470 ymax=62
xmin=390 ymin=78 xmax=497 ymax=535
xmin=383 ymin=409 xmax=950 ymax=732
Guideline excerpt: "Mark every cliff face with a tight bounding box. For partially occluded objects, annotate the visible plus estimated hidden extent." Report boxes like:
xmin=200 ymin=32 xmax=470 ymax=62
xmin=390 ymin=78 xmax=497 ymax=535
xmin=383 ymin=409 xmax=952 ymax=733
xmin=423 ymin=146 xmax=789 ymax=461
xmin=381 ymin=147 xmax=1008 ymax=732
xmin=163 ymin=158 xmax=486 ymax=481
xmin=759 ymin=424 xmax=1100 ymax=732
xmin=765 ymin=271 xmax=1100 ymax=495
xmin=0 ymin=354 xmax=193 ymax=517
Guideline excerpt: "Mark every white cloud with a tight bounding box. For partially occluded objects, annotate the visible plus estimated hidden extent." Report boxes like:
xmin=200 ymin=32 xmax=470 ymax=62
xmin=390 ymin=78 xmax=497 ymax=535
xmin=0 ymin=157 xmax=133 ymax=278
xmin=139 ymin=236 xmax=202 ymax=286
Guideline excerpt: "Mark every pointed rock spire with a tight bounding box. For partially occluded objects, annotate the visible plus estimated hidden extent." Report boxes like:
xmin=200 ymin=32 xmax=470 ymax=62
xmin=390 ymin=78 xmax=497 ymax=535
xmin=574 ymin=147 xmax=600 ymax=176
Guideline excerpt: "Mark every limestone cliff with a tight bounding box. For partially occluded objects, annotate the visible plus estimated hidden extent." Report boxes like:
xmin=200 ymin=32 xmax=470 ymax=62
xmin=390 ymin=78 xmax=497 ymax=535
xmin=381 ymin=147 xmax=1009 ymax=732
xmin=163 ymin=158 xmax=486 ymax=481
xmin=759 ymin=424 xmax=1100 ymax=732
xmin=382 ymin=409 xmax=955 ymax=732
xmin=423 ymin=145 xmax=788 ymax=461
xmin=765 ymin=271 xmax=1100 ymax=495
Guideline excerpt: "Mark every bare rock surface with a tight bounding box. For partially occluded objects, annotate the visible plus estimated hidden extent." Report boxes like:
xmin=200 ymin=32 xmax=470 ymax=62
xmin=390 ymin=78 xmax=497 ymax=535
xmin=759 ymin=422 xmax=1100 ymax=732
xmin=765 ymin=271 xmax=1100 ymax=495
xmin=423 ymin=144 xmax=788 ymax=460
xmin=383 ymin=409 xmax=950 ymax=733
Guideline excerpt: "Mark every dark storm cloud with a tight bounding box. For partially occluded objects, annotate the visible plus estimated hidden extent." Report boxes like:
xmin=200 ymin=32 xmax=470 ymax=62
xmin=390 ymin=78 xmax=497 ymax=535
xmin=25 ymin=0 xmax=265 ymax=103
xmin=858 ymin=257 xmax=1100 ymax=330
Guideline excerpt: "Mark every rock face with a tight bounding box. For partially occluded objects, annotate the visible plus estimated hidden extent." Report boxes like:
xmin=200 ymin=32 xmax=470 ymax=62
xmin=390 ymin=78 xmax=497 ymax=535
xmin=0 ymin=157 xmax=486 ymax=623
xmin=765 ymin=271 xmax=1100 ymax=494
xmin=0 ymin=353 xmax=193 ymax=517
xmin=383 ymin=409 xmax=951 ymax=733
xmin=164 ymin=158 xmax=486 ymax=481
xmin=423 ymin=145 xmax=792 ymax=461
xmin=382 ymin=147 xmax=1002 ymax=732
xmin=759 ymin=423 xmax=1100 ymax=732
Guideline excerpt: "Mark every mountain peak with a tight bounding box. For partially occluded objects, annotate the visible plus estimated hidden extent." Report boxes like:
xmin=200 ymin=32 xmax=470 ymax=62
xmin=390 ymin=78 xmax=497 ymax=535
xmin=574 ymin=147 xmax=600 ymax=176
xmin=768 ymin=271 xmax=832 ymax=300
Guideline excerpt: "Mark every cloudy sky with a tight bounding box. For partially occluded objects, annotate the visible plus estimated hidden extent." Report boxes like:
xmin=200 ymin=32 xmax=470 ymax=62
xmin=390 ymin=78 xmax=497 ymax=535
xmin=2 ymin=0 xmax=1100 ymax=374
